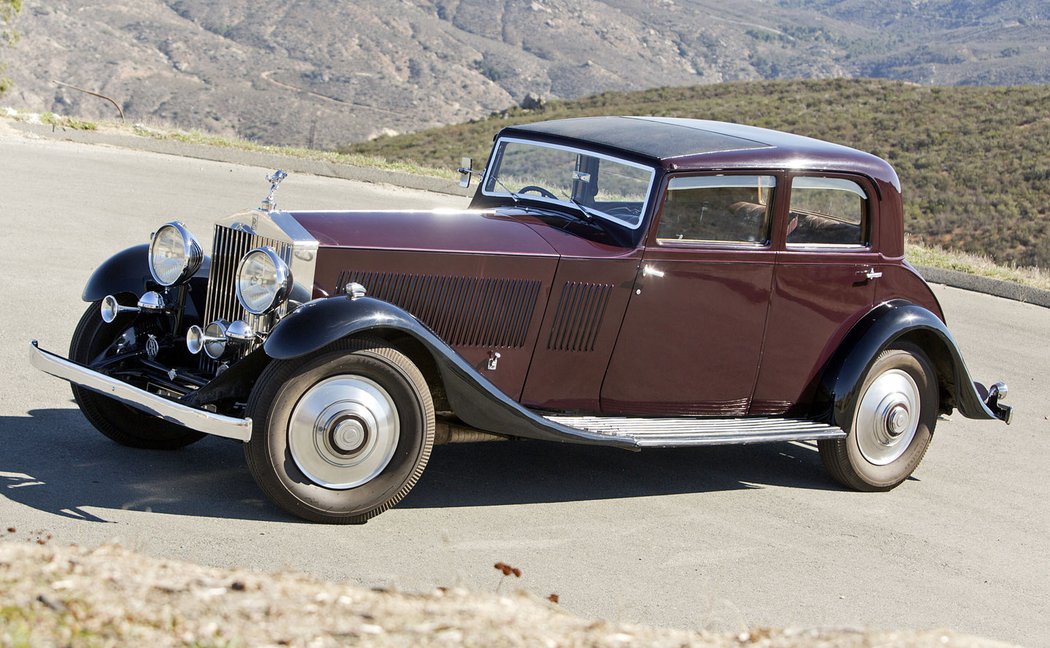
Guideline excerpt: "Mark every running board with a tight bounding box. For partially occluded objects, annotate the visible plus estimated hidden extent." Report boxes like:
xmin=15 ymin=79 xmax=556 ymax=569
xmin=544 ymin=416 xmax=845 ymax=448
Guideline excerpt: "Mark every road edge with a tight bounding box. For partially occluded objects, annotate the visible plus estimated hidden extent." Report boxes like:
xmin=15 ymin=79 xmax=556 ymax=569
xmin=7 ymin=120 xmax=473 ymax=198
xmin=915 ymin=265 xmax=1050 ymax=309
xmin=10 ymin=119 xmax=1049 ymax=309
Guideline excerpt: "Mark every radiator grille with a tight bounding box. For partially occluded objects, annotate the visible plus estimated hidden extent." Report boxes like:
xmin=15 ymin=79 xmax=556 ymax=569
xmin=547 ymin=282 xmax=613 ymax=352
xmin=337 ymin=270 xmax=541 ymax=348
xmin=200 ymin=225 xmax=293 ymax=366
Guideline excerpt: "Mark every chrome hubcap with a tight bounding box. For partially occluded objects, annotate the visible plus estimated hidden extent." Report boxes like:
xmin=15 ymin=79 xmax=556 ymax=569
xmin=856 ymin=369 xmax=920 ymax=466
xmin=887 ymin=405 xmax=909 ymax=437
xmin=332 ymin=417 xmax=366 ymax=453
xmin=288 ymin=376 xmax=399 ymax=489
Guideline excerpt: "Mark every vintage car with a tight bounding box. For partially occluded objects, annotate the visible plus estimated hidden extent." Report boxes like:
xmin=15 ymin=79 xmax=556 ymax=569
xmin=31 ymin=116 xmax=1012 ymax=523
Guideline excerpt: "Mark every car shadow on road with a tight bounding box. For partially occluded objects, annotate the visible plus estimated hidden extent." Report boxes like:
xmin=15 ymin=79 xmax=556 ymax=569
xmin=403 ymin=435 xmax=839 ymax=509
xmin=1 ymin=408 xmax=842 ymax=523
xmin=0 ymin=407 xmax=283 ymax=523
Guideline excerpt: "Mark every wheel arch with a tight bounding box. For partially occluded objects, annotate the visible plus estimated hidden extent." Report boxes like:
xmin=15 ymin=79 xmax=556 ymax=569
xmin=348 ymin=329 xmax=449 ymax=412
xmin=813 ymin=299 xmax=1003 ymax=431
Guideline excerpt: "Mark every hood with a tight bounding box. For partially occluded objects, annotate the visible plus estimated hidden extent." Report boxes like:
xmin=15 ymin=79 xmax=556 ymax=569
xmin=289 ymin=209 xmax=560 ymax=257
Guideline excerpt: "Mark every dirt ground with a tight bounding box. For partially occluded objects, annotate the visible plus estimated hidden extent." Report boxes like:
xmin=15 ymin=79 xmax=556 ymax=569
xmin=0 ymin=541 xmax=1018 ymax=648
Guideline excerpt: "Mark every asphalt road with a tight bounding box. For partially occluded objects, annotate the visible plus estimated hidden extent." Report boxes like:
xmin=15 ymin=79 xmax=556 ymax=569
xmin=1 ymin=127 xmax=1047 ymax=646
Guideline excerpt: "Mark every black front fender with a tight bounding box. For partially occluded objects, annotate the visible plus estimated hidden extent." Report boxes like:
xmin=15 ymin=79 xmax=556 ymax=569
xmin=82 ymin=244 xmax=152 ymax=302
xmin=82 ymin=244 xmax=211 ymax=306
xmin=816 ymin=300 xmax=1010 ymax=431
xmin=264 ymin=296 xmax=637 ymax=449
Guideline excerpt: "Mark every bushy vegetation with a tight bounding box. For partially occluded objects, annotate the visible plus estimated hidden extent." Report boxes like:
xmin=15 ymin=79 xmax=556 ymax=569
xmin=40 ymin=112 xmax=98 ymax=131
xmin=344 ymin=79 xmax=1050 ymax=269
xmin=0 ymin=0 xmax=22 ymax=95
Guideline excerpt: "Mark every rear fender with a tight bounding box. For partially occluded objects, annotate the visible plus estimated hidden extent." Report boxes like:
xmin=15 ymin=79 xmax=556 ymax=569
xmin=264 ymin=296 xmax=637 ymax=449
xmin=815 ymin=300 xmax=1009 ymax=430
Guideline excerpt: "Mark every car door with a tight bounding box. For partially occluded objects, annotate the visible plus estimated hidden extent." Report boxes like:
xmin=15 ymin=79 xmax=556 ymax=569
xmin=601 ymin=173 xmax=778 ymax=416
xmin=750 ymin=173 xmax=881 ymax=415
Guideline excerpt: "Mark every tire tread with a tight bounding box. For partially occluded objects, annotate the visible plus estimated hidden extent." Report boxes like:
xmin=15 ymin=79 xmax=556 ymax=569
xmin=244 ymin=337 xmax=435 ymax=524
xmin=819 ymin=343 xmax=937 ymax=492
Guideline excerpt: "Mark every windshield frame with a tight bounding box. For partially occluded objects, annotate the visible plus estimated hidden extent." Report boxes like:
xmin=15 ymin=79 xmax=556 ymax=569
xmin=480 ymin=137 xmax=658 ymax=231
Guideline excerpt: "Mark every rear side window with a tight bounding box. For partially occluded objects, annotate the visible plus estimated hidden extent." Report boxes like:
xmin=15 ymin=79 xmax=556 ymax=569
xmin=657 ymin=175 xmax=775 ymax=245
xmin=787 ymin=176 xmax=868 ymax=247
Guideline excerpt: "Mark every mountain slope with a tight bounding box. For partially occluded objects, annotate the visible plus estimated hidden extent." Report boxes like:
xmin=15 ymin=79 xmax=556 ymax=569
xmin=2 ymin=1 xmax=1048 ymax=148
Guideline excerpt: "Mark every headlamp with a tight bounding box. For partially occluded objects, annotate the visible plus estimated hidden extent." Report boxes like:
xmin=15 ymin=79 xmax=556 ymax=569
xmin=148 ymin=221 xmax=202 ymax=286
xmin=235 ymin=246 xmax=292 ymax=315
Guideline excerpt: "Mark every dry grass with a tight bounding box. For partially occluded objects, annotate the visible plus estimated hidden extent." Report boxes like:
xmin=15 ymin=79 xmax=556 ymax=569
xmin=1 ymin=108 xmax=454 ymax=180
xmin=906 ymin=238 xmax=1050 ymax=292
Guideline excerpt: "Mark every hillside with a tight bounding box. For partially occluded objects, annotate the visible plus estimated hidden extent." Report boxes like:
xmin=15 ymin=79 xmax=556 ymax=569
xmin=1 ymin=1 xmax=1048 ymax=148
xmin=345 ymin=79 xmax=1050 ymax=270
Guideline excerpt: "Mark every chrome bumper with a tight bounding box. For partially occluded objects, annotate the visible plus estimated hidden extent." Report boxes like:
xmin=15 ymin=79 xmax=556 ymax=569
xmin=983 ymin=381 xmax=1013 ymax=424
xmin=29 ymin=341 xmax=252 ymax=442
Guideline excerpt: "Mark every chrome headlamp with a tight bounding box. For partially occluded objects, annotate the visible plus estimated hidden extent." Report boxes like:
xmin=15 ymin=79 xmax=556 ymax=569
xmin=148 ymin=221 xmax=203 ymax=286
xmin=235 ymin=246 xmax=292 ymax=315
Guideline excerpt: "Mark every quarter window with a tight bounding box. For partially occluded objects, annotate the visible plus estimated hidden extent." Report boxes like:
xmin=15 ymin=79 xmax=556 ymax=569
xmin=787 ymin=176 xmax=868 ymax=247
xmin=657 ymin=175 xmax=775 ymax=245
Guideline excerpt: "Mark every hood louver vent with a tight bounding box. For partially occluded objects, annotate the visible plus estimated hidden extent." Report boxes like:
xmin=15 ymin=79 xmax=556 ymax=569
xmin=547 ymin=282 xmax=613 ymax=352
xmin=337 ymin=271 xmax=541 ymax=349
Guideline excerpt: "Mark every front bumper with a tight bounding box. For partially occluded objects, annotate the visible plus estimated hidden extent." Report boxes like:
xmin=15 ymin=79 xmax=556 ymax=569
xmin=30 ymin=341 xmax=252 ymax=442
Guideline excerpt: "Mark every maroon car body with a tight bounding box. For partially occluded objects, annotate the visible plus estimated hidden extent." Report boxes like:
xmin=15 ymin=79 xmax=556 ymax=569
xmin=31 ymin=116 xmax=1011 ymax=523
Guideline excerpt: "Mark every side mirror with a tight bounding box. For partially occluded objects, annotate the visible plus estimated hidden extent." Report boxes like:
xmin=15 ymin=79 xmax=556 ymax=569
xmin=458 ymin=157 xmax=473 ymax=188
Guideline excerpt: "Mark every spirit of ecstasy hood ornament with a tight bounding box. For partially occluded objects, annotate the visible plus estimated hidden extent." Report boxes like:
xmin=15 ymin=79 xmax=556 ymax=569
xmin=260 ymin=169 xmax=288 ymax=212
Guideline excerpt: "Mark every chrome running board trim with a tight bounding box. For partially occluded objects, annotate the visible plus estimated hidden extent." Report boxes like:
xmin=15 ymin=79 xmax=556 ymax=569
xmin=29 ymin=341 xmax=252 ymax=442
xmin=545 ymin=415 xmax=844 ymax=448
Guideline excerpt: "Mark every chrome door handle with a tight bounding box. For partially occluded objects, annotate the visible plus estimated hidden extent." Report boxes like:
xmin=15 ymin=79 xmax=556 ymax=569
xmin=859 ymin=268 xmax=883 ymax=281
xmin=642 ymin=264 xmax=665 ymax=278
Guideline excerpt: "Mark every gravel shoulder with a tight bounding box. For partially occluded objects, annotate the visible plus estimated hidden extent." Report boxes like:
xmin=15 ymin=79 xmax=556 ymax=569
xmin=0 ymin=541 xmax=1018 ymax=648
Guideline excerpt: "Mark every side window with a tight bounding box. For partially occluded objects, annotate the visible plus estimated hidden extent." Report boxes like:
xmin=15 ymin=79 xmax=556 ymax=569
xmin=787 ymin=176 xmax=868 ymax=247
xmin=657 ymin=175 xmax=775 ymax=245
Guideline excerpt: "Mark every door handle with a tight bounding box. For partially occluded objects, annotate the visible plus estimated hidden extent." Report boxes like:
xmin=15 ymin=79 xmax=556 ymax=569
xmin=642 ymin=264 xmax=665 ymax=278
xmin=858 ymin=267 xmax=883 ymax=281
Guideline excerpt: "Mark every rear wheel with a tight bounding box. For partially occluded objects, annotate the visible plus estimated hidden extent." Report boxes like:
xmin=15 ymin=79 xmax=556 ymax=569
xmin=819 ymin=343 xmax=938 ymax=491
xmin=69 ymin=301 xmax=205 ymax=450
xmin=244 ymin=338 xmax=435 ymax=523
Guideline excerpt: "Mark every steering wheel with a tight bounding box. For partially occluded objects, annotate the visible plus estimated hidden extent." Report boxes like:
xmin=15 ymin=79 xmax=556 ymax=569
xmin=605 ymin=205 xmax=640 ymax=217
xmin=518 ymin=185 xmax=558 ymax=199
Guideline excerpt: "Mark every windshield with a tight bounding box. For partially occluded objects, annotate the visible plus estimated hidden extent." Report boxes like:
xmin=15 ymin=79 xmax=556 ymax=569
xmin=482 ymin=137 xmax=656 ymax=229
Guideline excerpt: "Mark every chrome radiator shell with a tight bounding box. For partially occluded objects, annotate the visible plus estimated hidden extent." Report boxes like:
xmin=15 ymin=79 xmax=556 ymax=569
xmin=200 ymin=209 xmax=318 ymax=365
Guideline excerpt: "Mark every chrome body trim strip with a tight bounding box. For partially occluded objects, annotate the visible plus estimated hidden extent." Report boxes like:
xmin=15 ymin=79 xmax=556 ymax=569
xmin=546 ymin=415 xmax=845 ymax=448
xmin=29 ymin=341 xmax=252 ymax=442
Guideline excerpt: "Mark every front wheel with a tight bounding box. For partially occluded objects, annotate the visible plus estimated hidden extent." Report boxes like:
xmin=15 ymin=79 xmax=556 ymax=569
xmin=819 ymin=343 xmax=938 ymax=491
xmin=244 ymin=338 xmax=435 ymax=523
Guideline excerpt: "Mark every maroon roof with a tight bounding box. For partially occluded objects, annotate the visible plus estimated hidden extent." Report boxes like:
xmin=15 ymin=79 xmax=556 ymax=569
xmin=501 ymin=116 xmax=900 ymax=190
